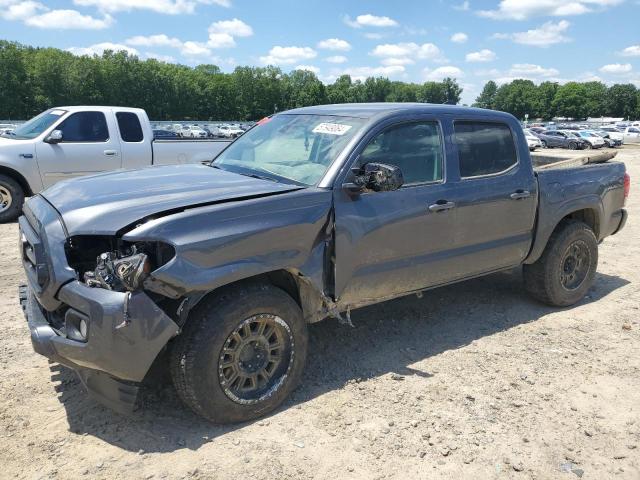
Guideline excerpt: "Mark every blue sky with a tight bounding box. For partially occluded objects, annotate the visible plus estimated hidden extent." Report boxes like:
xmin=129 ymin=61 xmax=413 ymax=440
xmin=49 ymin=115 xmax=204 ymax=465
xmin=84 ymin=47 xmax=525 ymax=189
xmin=1 ymin=0 xmax=639 ymax=104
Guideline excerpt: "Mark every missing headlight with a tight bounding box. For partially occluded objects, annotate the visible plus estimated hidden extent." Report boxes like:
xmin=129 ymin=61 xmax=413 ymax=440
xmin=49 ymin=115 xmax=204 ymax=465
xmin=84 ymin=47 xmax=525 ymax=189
xmin=65 ymin=237 xmax=175 ymax=292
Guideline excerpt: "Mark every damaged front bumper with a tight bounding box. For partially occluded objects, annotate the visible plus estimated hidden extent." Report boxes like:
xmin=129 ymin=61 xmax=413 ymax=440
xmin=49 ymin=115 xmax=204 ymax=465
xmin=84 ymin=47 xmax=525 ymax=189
xmin=19 ymin=281 xmax=180 ymax=413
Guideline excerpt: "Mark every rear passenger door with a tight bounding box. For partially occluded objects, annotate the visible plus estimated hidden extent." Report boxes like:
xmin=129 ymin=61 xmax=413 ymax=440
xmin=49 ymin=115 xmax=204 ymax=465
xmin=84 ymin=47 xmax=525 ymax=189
xmin=442 ymin=119 xmax=538 ymax=279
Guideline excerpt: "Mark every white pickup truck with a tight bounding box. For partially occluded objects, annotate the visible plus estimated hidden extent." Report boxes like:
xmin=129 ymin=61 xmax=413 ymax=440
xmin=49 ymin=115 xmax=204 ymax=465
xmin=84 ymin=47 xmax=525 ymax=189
xmin=0 ymin=106 xmax=232 ymax=222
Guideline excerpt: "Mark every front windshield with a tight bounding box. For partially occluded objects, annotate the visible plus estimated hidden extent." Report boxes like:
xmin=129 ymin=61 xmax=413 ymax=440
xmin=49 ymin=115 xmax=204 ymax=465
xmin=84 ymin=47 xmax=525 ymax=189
xmin=214 ymin=114 xmax=366 ymax=186
xmin=7 ymin=109 xmax=67 ymax=140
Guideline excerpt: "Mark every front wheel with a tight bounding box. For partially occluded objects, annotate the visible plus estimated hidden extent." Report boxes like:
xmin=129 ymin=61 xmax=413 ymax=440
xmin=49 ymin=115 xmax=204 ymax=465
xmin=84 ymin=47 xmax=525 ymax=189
xmin=541 ymin=140 xmax=548 ymax=148
xmin=523 ymin=220 xmax=598 ymax=307
xmin=568 ymin=141 xmax=577 ymax=150
xmin=583 ymin=142 xmax=592 ymax=150
xmin=0 ymin=174 xmax=25 ymax=223
xmin=170 ymin=283 xmax=308 ymax=423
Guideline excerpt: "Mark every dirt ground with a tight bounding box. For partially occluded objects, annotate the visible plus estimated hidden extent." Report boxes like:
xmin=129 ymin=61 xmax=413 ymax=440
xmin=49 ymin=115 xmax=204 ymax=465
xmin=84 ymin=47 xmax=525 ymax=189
xmin=1 ymin=148 xmax=639 ymax=480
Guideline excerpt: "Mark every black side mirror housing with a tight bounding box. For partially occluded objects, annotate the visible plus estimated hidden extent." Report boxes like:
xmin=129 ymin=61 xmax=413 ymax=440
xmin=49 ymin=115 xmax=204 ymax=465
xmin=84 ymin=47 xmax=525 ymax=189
xmin=343 ymin=162 xmax=404 ymax=194
xmin=44 ymin=129 xmax=63 ymax=144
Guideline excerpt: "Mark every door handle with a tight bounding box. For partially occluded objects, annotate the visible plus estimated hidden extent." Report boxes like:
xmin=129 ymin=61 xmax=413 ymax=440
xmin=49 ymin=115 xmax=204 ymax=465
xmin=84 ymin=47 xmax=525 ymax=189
xmin=103 ymin=150 xmax=118 ymax=156
xmin=428 ymin=201 xmax=455 ymax=212
xmin=510 ymin=190 xmax=531 ymax=200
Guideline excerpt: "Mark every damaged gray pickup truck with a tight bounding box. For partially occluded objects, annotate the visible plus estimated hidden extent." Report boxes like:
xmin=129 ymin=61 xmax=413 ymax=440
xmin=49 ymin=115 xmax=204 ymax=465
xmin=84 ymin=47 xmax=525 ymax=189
xmin=19 ymin=104 xmax=629 ymax=423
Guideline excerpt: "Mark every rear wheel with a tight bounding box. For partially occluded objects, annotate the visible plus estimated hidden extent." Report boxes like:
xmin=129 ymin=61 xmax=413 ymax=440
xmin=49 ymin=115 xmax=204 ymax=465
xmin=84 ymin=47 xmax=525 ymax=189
xmin=523 ymin=220 xmax=598 ymax=307
xmin=0 ymin=174 xmax=24 ymax=223
xmin=170 ymin=283 xmax=308 ymax=423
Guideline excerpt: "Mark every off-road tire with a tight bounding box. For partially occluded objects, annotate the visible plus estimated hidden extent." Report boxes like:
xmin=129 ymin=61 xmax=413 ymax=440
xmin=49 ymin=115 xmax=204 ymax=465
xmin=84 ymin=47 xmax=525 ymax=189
xmin=523 ymin=220 xmax=598 ymax=307
xmin=169 ymin=282 xmax=308 ymax=423
xmin=0 ymin=174 xmax=24 ymax=223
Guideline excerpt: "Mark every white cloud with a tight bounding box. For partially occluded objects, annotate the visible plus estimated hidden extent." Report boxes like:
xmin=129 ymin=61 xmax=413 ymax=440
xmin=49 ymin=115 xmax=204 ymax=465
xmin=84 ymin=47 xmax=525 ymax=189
xmin=317 ymin=38 xmax=351 ymax=51
xmin=208 ymin=18 xmax=253 ymax=37
xmin=1 ymin=1 xmax=112 ymax=29
xmin=509 ymin=63 xmax=559 ymax=77
xmin=619 ymin=45 xmax=640 ymax=57
xmin=344 ymin=13 xmax=398 ymax=28
xmin=381 ymin=57 xmax=415 ymax=66
xmin=207 ymin=33 xmax=236 ymax=48
xmin=294 ymin=65 xmax=320 ymax=74
xmin=454 ymin=1 xmax=470 ymax=11
xmin=451 ymin=32 xmax=468 ymax=43
xmin=260 ymin=46 xmax=317 ymax=65
xmin=493 ymin=20 xmax=571 ymax=47
xmin=0 ymin=0 xmax=45 ymax=21
xmin=599 ymin=63 xmax=633 ymax=74
xmin=26 ymin=9 xmax=113 ymax=29
xmin=370 ymin=42 xmax=445 ymax=61
xmin=465 ymin=49 xmax=496 ymax=62
xmin=478 ymin=0 xmax=623 ymax=20
xmin=325 ymin=55 xmax=348 ymax=64
xmin=72 ymin=0 xmax=230 ymax=15
xmin=424 ymin=66 xmax=464 ymax=80
xmin=67 ymin=42 xmax=138 ymax=56
xmin=126 ymin=34 xmax=182 ymax=48
xmin=181 ymin=41 xmax=211 ymax=56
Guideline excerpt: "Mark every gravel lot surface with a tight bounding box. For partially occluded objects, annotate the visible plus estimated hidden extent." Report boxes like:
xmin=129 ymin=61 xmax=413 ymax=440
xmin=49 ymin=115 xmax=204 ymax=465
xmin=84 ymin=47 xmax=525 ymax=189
xmin=1 ymin=147 xmax=638 ymax=479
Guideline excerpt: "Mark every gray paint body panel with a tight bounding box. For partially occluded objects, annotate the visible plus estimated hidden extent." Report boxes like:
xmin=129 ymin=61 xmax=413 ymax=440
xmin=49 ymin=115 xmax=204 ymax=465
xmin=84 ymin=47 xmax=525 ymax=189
xmin=18 ymin=103 xmax=628 ymax=412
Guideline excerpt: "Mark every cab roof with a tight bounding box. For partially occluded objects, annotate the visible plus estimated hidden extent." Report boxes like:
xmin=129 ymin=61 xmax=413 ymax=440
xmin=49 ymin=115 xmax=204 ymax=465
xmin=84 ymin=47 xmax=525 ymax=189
xmin=282 ymin=102 xmax=514 ymax=120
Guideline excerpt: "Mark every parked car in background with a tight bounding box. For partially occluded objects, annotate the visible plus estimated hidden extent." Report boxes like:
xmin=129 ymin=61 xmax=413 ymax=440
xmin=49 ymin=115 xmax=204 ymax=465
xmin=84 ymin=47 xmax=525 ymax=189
xmin=218 ymin=124 xmax=245 ymax=138
xmin=574 ymin=131 xmax=605 ymax=149
xmin=203 ymin=125 xmax=221 ymax=138
xmin=18 ymin=103 xmax=629 ymax=423
xmin=524 ymin=129 xmax=542 ymax=151
xmin=0 ymin=123 xmax=17 ymax=135
xmin=528 ymin=127 xmax=546 ymax=136
xmin=153 ymin=129 xmax=180 ymax=139
xmin=591 ymin=130 xmax=622 ymax=148
xmin=622 ymin=126 xmax=640 ymax=142
xmin=180 ymin=125 xmax=208 ymax=138
xmin=598 ymin=126 xmax=624 ymax=143
xmin=536 ymin=130 xmax=587 ymax=150
xmin=0 ymin=106 xmax=232 ymax=221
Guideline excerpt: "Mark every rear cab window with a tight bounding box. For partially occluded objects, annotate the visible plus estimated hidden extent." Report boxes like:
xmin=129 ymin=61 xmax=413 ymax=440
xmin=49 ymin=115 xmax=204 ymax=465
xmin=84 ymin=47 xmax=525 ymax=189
xmin=453 ymin=121 xmax=518 ymax=178
xmin=116 ymin=112 xmax=144 ymax=142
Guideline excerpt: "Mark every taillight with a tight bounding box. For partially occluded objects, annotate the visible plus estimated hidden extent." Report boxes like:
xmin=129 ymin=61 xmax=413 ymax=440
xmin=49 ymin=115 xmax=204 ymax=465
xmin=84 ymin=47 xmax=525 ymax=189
xmin=624 ymin=173 xmax=630 ymax=205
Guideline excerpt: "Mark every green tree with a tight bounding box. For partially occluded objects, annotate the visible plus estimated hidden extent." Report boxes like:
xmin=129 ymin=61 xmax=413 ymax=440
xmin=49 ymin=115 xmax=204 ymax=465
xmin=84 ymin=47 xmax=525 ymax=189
xmin=536 ymin=81 xmax=559 ymax=119
xmin=473 ymin=80 xmax=498 ymax=109
xmin=493 ymin=79 xmax=538 ymax=120
xmin=607 ymin=84 xmax=638 ymax=119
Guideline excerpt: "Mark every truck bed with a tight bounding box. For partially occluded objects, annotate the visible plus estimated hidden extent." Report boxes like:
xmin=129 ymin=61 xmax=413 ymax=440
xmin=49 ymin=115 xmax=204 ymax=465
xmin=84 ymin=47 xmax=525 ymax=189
xmin=531 ymin=150 xmax=617 ymax=170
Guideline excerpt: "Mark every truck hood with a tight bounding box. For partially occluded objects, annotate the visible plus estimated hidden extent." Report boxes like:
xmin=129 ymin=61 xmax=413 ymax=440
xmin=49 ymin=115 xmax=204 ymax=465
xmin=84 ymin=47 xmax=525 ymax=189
xmin=40 ymin=164 xmax=304 ymax=235
xmin=0 ymin=135 xmax=36 ymax=156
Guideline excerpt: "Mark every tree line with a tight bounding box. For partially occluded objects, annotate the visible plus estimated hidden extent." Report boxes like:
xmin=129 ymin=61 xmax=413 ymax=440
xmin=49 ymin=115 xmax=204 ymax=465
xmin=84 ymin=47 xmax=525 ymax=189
xmin=474 ymin=79 xmax=640 ymax=120
xmin=0 ymin=40 xmax=462 ymax=121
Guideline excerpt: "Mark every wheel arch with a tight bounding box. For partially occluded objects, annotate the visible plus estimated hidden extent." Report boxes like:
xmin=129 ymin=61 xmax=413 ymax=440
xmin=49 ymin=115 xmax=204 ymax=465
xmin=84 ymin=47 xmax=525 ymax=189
xmin=525 ymin=204 xmax=602 ymax=265
xmin=180 ymin=268 xmax=330 ymax=326
xmin=0 ymin=165 xmax=33 ymax=196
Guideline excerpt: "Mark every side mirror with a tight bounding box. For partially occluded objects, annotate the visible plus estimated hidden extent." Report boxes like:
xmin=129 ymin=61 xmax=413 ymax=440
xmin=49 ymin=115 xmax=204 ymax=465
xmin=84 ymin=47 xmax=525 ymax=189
xmin=44 ymin=130 xmax=63 ymax=144
xmin=343 ymin=162 xmax=404 ymax=194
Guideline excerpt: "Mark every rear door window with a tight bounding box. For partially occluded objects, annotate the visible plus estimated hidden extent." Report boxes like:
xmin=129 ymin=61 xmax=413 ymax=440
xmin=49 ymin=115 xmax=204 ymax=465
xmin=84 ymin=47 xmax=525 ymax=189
xmin=453 ymin=122 xmax=518 ymax=178
xmin=57 ymin=112 xmax=109 ymax=143
xmin=116 ymin=112 xmax=144 ymax=142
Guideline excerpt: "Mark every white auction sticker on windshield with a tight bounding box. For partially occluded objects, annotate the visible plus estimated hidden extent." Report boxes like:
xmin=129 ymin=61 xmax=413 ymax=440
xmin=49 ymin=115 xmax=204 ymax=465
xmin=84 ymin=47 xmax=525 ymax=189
xmin=313 ymin=122 xmax=352 ymax=135
xmin=50 ymin=110 xmax=65 ymax=116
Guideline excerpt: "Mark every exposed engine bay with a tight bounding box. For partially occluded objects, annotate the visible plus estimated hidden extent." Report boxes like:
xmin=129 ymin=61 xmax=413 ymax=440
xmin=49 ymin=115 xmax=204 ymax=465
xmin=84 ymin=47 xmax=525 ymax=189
xmin=65 ymin=236 xmax=175 ymax=293
xmin=84 ymin=247 xmax=150 ymax=292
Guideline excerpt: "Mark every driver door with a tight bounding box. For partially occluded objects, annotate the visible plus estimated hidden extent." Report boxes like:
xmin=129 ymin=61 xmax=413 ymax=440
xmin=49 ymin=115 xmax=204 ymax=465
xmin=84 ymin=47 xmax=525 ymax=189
xmin=35 ymin=111 xmax=122 ymax=188
xmin=333 ymin=118 xmax=457 ymax=306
